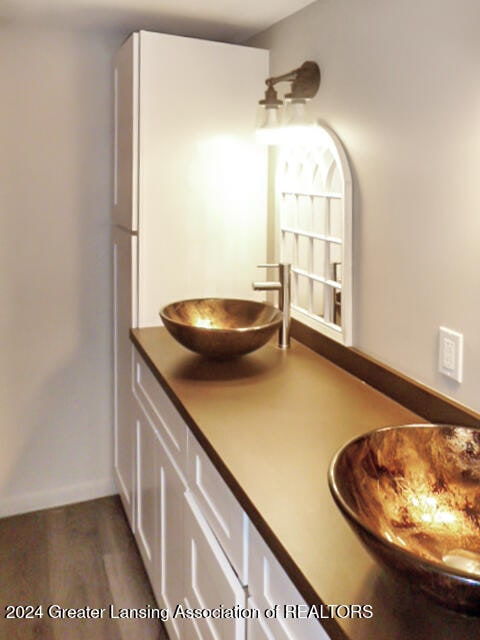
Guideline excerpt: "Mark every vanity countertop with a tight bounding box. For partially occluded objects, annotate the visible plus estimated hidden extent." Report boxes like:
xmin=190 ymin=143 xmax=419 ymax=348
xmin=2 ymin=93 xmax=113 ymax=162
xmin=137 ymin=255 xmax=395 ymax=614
xmin=130 ymin=327 xmax=479 ymax=640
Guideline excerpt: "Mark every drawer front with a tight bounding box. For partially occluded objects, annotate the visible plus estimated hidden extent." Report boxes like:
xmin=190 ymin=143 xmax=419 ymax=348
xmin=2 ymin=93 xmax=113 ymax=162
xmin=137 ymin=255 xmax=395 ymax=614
xmin=187 ymin=433 xmax=248 ymax=584
xmin=133 ymin=348 xmax=187 ymax=479
xmin=248 ymin=523 xmax=330 ymax=640
xmin=183 ymin=491 xmax=246 ymax=640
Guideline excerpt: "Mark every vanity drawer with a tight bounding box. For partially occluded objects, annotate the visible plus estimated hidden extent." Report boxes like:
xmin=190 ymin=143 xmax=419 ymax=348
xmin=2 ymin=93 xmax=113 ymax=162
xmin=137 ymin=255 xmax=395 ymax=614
xmin=133 ymin=347 xmax=188 ymax=478
xmin=187 ymin=433 xmax=248 ymax=585
xmin=248 ymin=522 xmax=330 ymax=640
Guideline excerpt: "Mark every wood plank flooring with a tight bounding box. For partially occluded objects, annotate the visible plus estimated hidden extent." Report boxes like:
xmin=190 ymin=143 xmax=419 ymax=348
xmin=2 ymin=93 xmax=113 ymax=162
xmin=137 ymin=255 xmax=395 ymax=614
xmin=0 ymin=495 xmax=169 ymax=640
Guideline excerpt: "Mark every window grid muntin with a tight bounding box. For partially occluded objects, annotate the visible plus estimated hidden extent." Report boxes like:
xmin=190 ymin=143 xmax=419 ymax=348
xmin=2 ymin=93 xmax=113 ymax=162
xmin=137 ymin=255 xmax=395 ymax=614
xmin=280 ymin=190 xmax=342 ymax=329
xmin=276 ymin=130 xmax=352 ymax=344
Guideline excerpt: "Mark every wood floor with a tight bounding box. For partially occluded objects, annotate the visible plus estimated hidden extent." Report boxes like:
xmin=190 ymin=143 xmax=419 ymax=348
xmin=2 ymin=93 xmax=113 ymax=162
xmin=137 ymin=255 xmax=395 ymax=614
xmin=0 ymin=495 xmax=169 ymax=640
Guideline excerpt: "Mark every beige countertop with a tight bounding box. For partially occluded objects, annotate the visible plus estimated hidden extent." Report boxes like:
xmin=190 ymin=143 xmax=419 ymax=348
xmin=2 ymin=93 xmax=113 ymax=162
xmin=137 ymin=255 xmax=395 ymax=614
xmin=131 ymin=327 xmax=480 ymax=640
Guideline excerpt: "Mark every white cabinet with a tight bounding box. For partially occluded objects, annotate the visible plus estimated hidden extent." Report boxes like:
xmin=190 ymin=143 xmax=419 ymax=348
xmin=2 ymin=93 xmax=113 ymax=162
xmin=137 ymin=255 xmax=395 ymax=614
xmin=134 ymin=384 xmax=247 ymax=640
xmin=112 ymin=32 xmax=139 ymax=532
xmin=156 ymin=438 xmax=185 ymax=640
xmin=135 ymin=404 xmax=186 ymax=640
xmin=246 ymin=599 xmax=277 ymax=640
xmin=248 ymin=523 xmax=330 ymax=640
xmin=113 ymin=32 xmax=138 ymax=231
xmin=187 ymin=433 xmax=248 ymax=585
xmin=129 ymin=346 xmax=331 ymax=640
xmin=133 ymin=349 xmax=187 ymax=640
xmin=112 ymin=29 xmax=268 ymax=534
xmin=133 ymin=348 xmax=247 ymax=640
xmin=133 ymin=348 xmax=187 ymax=476
xmin=136 ymin=31 xmax=268 ymax=326
xmin=112 ymin=229 xmax=136 ymax=529
xmin=112 ymin=30 xmax=268 ymax=328
xmin=183 ymin=491 xmax=246 ymax=640
xmin=134 ymin=404 xmax=157 ymax=582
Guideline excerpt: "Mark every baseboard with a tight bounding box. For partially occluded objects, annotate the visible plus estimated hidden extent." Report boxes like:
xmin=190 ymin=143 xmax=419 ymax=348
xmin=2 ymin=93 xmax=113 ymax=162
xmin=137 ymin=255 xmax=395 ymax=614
xmin=0 ymin=477 xmax=117 ymax=519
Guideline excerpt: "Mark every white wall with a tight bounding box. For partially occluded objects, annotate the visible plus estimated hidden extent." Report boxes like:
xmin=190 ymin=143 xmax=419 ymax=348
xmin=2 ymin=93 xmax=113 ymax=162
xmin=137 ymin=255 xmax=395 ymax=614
xmin=250 ymin=0 xmax=480 ymax=413
xmin=0 ymin=25 xmax=123 ymax=516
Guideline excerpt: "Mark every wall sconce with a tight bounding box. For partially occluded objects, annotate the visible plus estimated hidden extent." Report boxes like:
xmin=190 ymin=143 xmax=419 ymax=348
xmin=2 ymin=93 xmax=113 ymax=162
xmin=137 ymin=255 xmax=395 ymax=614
xmin=256 ymin=61 xmax=321 ymax=145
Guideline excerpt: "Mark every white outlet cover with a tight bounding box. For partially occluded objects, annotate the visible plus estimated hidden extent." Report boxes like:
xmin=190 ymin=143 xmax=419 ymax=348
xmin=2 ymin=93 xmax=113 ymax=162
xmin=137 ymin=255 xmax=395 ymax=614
xmin=438 ymin=326 xmax=463 ymax=383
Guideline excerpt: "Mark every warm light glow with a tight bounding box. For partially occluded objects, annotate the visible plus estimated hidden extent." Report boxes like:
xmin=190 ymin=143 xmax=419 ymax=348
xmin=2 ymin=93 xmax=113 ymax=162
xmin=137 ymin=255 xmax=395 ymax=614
xmin=443 ymin=550 xmax=480 ymax=576
xmin=196 ymin=134 xmax=265 ymax=215
xmin=408 ymin=493 xmax=457 ymax=527
xmin=279 ymin=124 xmax=320 ymax=147
xmin=256 ymin=106 xmax=282 ymax=145
xmin=261 ymin=118 xmax=334 ymax=149
xmin=195 ymin=318 xmax=211 ymax=328
xmin=384 ymin=530 xmax=393 ymax=543
xmin=284 ymin=101 xmax=311 ymax=127
xmin=256 ymin=102 xmax=323 ymax=147
xmin=260 ymin=106 xmax=281 ymax=128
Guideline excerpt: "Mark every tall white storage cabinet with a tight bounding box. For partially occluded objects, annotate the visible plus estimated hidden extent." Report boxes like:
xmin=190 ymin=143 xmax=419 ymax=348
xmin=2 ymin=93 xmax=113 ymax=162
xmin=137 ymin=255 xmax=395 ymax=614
xmin=112 ymin=30 xmax=268 ymax=550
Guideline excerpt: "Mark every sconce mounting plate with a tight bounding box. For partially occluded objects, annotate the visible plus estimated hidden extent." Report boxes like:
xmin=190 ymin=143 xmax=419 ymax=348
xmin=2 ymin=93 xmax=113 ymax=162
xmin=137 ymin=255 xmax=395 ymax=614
xmin=286 ymin=61 xmax=320 ymax=101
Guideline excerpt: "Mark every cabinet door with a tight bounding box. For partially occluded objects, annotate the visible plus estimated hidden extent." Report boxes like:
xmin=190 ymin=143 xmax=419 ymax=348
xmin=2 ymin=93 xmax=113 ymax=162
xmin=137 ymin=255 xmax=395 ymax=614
xmin=248 ymin=523 xmax=330 ymax=640
xmin=113 ymin=32 xmax=139 ymax=231
xmin=188 ymin=433 xmax=247 ymax=584
xmin=183 ymin=491 xmax=246 ymax=640
xmin=112 ymin=229 xmax=137 ymax=528
xmin=133 ymin=348 xmax=188 ymax=480
xmin=247 ymin=597 xmax=275 ymax=640
xmin=135 ymin=407 xmax=157 ymax=584
xmin=134 ymin=392 xmax=187 ymax=640
xmin=156 ymin=437 xmax=186 ymax=640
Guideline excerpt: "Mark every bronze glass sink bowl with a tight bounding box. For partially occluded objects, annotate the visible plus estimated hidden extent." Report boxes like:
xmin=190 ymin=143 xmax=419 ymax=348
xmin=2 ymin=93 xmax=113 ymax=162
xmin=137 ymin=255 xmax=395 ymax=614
xmin=329 ymin=424 xmax=480 ymax=614
xmin=159 ymin=298 xmax=282 ymax=358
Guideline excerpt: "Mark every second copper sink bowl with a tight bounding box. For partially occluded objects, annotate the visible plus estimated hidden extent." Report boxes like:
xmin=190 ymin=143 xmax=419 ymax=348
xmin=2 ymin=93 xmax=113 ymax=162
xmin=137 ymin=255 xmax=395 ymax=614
xmin=329 ymin=424 xmax=480 ymax=614
xmin=159 ymin=298 xmax=282 ymax=358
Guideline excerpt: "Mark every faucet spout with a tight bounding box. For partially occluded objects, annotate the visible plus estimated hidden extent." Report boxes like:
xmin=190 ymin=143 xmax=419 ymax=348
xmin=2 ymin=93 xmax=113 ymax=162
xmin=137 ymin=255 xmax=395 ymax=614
xmin=252 ymin=280 xmax=281 ymax=291
xmin=252 ymin=263 xmax=291 ymax=349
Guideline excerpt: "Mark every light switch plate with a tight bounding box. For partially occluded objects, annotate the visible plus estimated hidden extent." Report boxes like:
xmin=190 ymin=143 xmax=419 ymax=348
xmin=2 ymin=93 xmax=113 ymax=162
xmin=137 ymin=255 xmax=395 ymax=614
xmin=438 ymin=327 xmax=463 ymax=383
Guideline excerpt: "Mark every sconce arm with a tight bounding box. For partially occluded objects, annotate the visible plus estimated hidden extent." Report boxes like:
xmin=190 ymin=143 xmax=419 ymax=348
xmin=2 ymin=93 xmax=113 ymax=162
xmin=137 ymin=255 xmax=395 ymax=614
xmin=264 ymin=61 xmax=320 ymax=102
xmin=265 ymin=67 xmax=301 ymax=87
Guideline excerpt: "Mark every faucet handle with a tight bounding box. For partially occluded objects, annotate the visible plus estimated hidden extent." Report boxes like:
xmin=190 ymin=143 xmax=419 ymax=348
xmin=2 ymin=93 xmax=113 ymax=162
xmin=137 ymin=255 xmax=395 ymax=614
xmin=257 ymin=263 xmax=280 ymax=269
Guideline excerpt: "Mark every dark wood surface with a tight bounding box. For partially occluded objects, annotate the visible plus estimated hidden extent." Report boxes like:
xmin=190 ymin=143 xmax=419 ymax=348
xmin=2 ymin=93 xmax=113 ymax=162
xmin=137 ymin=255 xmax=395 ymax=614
xmin=0 ymin=496 xmax=168 ymax=640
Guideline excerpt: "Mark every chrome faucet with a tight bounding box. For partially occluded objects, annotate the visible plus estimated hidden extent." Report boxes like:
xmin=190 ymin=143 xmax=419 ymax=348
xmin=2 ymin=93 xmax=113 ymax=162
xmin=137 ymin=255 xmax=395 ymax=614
xmin=253 ymin=263 xmax=291 ymax=349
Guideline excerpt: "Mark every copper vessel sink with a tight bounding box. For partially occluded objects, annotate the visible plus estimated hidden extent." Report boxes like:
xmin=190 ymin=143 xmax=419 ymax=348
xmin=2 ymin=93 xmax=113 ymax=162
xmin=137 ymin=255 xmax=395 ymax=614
xmin=159 ymin=298 xmax=282 ymax=358
xmin=329 ymin=424 xmax=480 ymax=614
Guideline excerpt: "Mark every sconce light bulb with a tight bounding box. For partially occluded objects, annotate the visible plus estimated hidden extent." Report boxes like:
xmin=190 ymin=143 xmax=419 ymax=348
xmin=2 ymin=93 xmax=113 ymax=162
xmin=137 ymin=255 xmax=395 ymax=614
xmin=256 ymin=105 xmax=282 ymax=145
xmin=256 ymin=60 xmax=321 ymax=146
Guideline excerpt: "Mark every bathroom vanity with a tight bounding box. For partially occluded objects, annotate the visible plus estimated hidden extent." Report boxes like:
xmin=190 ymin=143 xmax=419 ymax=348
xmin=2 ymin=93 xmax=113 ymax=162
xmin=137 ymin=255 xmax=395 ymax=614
xmin=117 ymin=327 xmax=480 ymax=640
